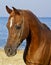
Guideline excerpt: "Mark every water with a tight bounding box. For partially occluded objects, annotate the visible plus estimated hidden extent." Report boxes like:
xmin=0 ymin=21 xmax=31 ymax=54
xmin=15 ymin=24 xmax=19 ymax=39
xmin=0 ymin=17 xmax=51 ymax=49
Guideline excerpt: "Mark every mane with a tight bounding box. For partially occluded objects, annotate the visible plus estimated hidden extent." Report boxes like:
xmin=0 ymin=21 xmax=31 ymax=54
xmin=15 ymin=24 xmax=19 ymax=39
xmin=24 ymin=10 xmax=50 ymax=31
xmin=19 ymin=9 xmax=41 ymax=23
xmin=42 ymin=23 xmax=50 ymax=30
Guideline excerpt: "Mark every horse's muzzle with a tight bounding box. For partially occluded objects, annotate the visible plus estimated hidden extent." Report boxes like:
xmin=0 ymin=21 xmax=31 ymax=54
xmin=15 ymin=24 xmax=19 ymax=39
xmin=4 ymin=45 xmax=17 ymax=57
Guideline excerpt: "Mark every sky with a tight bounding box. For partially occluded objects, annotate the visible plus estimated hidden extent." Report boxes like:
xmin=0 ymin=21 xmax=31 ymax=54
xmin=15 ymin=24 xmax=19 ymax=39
xmin=0 ymin=0 xmax=51 ymax=17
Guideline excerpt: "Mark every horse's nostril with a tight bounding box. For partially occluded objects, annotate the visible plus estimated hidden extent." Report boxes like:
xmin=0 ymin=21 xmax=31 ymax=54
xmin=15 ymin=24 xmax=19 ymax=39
xmin=8 ymin=48 xmax=11 ymax=53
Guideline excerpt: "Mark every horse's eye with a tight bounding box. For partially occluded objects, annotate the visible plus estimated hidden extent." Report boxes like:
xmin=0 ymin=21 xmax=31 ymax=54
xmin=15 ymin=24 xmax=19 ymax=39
xmin=15 ymin=25 xmax=21 ymax=29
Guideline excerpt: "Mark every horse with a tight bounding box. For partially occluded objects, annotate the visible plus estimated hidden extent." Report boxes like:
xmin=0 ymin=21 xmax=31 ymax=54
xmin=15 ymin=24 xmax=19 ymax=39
xmin=4 ymin=6 xmax=51 ymax=65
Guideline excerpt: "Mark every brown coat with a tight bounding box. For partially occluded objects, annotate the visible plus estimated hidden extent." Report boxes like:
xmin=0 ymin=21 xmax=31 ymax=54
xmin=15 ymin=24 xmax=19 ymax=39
xmin=4 ymin=6 xmax=51 ymax=65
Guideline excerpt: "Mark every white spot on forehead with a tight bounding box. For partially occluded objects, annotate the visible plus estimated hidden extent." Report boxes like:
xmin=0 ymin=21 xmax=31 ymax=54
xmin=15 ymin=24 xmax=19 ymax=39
xmin=10 ymin=17 xmax=14 ymax=28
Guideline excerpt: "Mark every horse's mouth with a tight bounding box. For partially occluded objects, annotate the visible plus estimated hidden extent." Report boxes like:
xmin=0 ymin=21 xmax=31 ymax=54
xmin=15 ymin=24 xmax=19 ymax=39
xmin=6 ymin=51 xmax=17 ymax=57
xmin=5 ymin=50 xmax=17 ymax=57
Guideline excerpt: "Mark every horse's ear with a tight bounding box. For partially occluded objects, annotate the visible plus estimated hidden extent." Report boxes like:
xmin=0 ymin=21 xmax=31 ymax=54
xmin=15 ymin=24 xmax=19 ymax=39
xmin=6 ymin=5 xmax=12 ymax=14
xmin=12 ymin=7 xmax=20 ymax=15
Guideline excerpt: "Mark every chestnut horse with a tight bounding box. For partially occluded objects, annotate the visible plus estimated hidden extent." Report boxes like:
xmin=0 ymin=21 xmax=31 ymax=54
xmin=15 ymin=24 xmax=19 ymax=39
xmin=4 ymin=6 xmax=51 ymax=65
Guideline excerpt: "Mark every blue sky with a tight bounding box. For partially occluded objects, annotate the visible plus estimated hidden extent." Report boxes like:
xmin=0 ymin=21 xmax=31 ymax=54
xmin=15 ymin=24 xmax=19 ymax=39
xmin=0 ymin=0 xmax=51 ymax=17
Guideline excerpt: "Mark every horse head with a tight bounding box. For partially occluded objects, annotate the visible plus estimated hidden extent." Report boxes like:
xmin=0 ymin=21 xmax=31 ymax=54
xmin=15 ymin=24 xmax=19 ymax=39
xmin=4 ymin=6 xmax=29 ymax=56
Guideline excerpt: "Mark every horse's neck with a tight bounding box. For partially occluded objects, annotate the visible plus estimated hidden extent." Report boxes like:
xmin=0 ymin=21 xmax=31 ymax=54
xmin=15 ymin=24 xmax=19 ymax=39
xmin=26 ymin=17 xmax=41 ymax=53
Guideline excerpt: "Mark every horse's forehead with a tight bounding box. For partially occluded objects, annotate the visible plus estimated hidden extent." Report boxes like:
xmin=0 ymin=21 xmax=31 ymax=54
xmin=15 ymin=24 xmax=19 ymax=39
xmin=9 ymin=15 xmax=23 ymax=28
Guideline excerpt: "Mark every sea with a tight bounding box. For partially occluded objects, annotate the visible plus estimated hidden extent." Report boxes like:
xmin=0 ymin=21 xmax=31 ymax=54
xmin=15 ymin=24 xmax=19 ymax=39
xmin=0 ymin=17 xmax=51 ymax=50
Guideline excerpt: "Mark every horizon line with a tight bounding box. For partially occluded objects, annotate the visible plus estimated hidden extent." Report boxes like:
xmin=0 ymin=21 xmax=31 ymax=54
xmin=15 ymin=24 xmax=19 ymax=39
xmin=0 ymin=17 xmax=51 ymax=18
